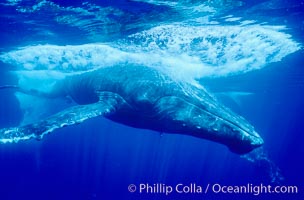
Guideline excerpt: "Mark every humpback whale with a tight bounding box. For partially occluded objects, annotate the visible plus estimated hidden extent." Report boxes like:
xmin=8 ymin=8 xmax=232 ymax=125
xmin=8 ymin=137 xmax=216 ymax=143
xmin=0 ymin=65 xmax=263 ymax=154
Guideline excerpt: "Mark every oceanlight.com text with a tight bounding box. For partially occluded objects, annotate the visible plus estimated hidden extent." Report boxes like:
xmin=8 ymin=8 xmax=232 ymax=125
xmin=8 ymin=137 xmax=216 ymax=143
xmin=211 ymin=183 xmax=298 ymax=195
xmin=128 ymin=183 xmax=299 ymax=196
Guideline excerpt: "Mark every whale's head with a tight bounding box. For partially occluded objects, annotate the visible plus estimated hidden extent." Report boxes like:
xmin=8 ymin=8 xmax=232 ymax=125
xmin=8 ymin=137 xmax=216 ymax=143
xmin=210 ymin=115 xmax=264 ymax=154
xmin=189 ymin=95 xmax=264 ymax=154
xmin=155 ymin=93 xmax=264 ymax=154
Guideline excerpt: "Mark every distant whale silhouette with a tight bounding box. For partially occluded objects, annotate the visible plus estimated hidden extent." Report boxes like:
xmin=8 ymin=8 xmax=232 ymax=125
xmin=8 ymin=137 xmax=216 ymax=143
xmin=0 ymin=65 xmax=263 ymax=154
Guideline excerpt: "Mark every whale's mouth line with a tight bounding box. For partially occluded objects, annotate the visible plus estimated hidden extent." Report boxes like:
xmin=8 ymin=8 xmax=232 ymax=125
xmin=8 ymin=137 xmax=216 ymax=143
xmin=201 ymin=107 xmax=258 ymax=139
xmin=161 ymin=95 xmax=259 ymax=139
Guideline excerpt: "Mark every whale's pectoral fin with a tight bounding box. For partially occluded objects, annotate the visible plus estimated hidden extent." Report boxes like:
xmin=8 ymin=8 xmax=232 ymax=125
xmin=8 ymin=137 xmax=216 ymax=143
xmin=0 ymin=92 xmax=125 ymax=143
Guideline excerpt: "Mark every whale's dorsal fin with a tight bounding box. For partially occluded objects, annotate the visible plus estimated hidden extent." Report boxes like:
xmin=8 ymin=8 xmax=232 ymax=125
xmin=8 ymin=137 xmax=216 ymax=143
xmin=0 ymin=92 xmax=125 ymax=143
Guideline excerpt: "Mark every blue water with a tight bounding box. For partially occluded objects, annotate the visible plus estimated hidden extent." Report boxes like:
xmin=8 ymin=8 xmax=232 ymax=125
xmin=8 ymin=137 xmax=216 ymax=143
xmin=0 ymin=0 xmax=303 ymax=199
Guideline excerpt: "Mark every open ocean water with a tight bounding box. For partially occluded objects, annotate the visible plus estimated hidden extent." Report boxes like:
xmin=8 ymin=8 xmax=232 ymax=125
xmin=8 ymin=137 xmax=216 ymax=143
xmin=0 ymin=0 xmax=303 ymax=199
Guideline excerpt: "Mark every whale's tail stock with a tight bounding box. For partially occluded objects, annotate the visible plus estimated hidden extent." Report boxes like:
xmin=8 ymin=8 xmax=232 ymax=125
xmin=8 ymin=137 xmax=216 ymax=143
xmin=0 ymin=84 xmax=59 ymax=98
xmin=0 ymin=79 xmax=70 ymax=126
xmin=0 ymin=85 xmax=19 ymax=90
xmin=0 ymin=80 xmax=72 ymax=123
